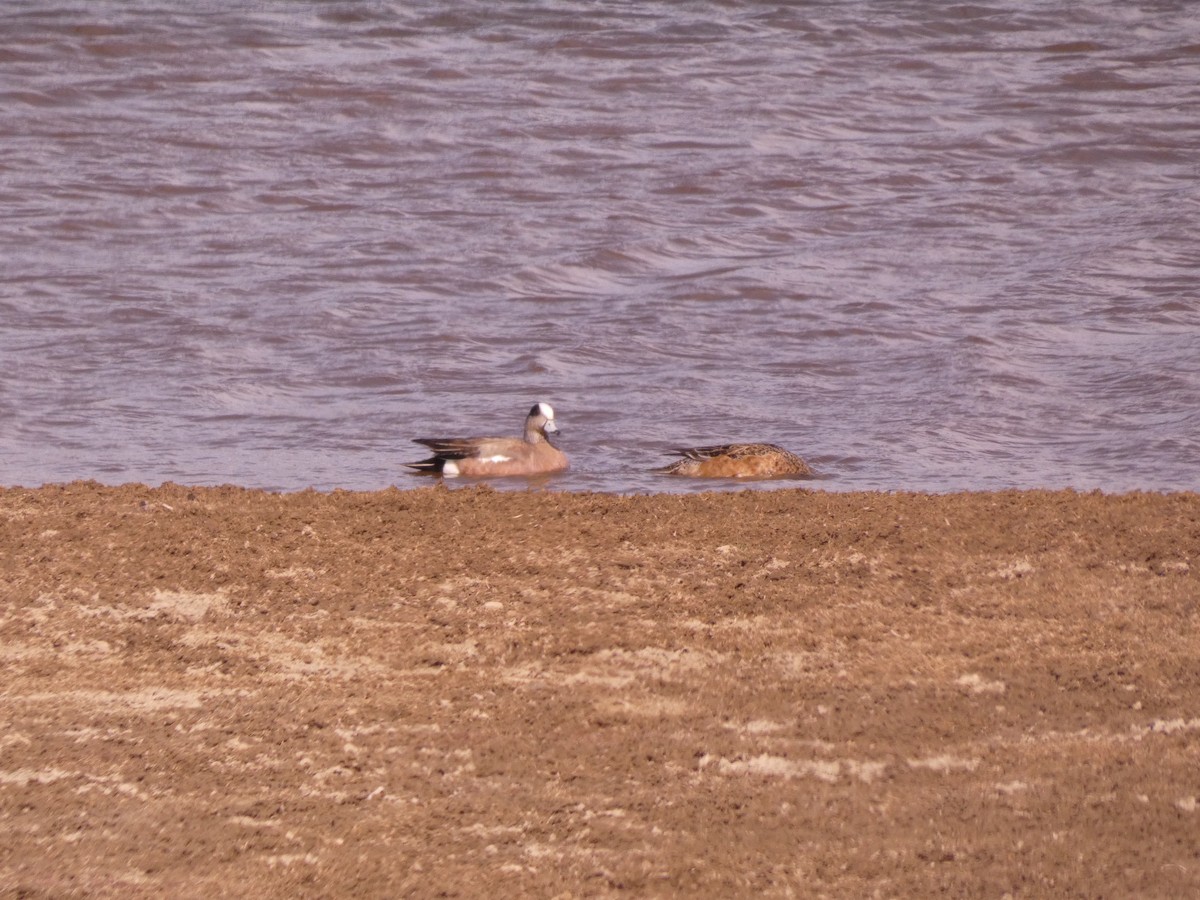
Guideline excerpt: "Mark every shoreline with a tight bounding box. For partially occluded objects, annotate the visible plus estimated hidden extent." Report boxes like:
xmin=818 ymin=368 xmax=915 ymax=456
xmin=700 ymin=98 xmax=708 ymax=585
xmin=6 ymin=475 xmax=1199 ymax=497
xmin=3 ymin=482 xmax=1198 ymax=896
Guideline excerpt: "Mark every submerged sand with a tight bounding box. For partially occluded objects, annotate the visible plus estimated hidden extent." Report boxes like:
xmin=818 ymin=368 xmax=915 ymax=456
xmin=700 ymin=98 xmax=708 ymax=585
xmin=2 ymin=482 xmax=1198 ymax=897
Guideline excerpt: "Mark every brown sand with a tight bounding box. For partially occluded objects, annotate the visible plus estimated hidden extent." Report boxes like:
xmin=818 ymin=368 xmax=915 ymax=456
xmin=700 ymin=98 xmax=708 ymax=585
xmin=1 ymin=482 xmax=1198 ymax=897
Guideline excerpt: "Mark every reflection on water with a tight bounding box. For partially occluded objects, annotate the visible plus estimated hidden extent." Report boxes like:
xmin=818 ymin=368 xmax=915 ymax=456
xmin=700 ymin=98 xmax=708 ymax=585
xmin=1 ymin=2 xmax=1197 ymax=494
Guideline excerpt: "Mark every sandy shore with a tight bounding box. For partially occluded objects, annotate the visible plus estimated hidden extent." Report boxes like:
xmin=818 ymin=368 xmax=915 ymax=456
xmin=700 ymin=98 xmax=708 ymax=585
xmin=2 ymin=482 xmax=1198 ymax=897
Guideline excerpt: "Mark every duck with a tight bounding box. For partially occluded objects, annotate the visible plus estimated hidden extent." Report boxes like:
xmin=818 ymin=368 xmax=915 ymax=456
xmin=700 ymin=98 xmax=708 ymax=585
xmin=657 ymin=443 xmax=812 ymax=478
xmin=405 ymin=402 xmax=568 ymax=477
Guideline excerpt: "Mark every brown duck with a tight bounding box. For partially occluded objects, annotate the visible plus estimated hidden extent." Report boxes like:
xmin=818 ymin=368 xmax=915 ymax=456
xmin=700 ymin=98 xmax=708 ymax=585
xmin=658 ymin=443 xmax=812 ymax=478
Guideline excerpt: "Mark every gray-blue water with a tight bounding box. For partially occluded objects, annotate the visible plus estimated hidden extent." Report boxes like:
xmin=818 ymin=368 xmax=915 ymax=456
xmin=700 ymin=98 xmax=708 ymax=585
xmin=2 ymin=2 xmax=1198 ymax=493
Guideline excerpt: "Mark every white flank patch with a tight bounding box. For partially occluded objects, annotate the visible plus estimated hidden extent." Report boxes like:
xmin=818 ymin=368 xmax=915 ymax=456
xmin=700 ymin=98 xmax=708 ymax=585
xmin=442 ymin=461 xmax=461 ymax=476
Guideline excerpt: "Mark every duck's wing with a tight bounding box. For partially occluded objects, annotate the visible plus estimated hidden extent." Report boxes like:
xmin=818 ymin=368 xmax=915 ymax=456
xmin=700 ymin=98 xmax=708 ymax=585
xmin=671 ymin=444 xmax=740 ymax=460
xmin=411 ymin=437 xmax=487 ymax=459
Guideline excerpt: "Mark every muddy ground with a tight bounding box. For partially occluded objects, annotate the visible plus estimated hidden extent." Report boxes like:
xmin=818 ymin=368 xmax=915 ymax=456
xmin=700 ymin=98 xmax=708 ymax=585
xmin=1 ymin=482 xmax=1198 ymax=897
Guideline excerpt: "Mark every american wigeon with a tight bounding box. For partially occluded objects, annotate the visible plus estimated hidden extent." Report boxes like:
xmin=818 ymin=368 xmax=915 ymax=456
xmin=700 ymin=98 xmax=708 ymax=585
xmin=405 ymin=402 xmax=568 ymax=477
xmin=657 ymin=443 xmax=812 ymax=478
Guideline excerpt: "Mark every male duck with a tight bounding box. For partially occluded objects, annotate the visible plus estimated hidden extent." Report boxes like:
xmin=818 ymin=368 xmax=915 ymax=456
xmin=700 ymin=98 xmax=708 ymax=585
xmin=406 ymin=402 xmax=568 ymax=477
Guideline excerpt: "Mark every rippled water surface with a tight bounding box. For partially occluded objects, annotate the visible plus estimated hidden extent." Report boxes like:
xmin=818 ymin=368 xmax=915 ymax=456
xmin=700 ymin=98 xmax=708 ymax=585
xmin=2 ymin=2 xmax=1198 ymax=493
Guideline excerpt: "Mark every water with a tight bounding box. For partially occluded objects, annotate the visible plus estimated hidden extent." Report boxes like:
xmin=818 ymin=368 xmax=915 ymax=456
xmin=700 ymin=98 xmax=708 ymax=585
xmin=2 ymin=2 xmax=1198 ymax=494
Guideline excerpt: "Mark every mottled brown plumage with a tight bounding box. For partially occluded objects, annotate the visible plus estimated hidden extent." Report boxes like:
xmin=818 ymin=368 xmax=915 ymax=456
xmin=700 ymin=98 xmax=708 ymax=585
xmin=658 ymin=443 xmax=812 ymax=478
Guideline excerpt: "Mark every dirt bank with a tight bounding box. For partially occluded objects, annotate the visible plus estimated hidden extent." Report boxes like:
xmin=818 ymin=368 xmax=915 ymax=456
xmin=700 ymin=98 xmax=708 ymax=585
xmin=2 ymin=482 xmax=1198 ymax=897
